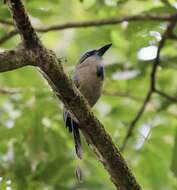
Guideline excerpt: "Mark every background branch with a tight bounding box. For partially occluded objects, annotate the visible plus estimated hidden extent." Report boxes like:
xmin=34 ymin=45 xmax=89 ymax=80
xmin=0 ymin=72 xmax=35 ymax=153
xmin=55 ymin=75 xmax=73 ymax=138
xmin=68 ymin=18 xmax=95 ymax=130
xmin=120 ymin=91 xmax=152 ymax=151
xmin=169 ymin=33 xmax=177 ymax=40
xmin=0 ymin=18 xmax=13 ymax=26
xmin=155 ymin=89 xmax=177 ymax=102
xmin=0 ymin=48 xmax=36 ymax=72
xmin=0 ymin=30 xmax=18 ymax=45
xmin=121 ymin=21 xmax=177 ymax=151
xmin=34 ymin=14 xmax=177 ymax=32
xmin=0 ymin=14 xmax=177 ymax=45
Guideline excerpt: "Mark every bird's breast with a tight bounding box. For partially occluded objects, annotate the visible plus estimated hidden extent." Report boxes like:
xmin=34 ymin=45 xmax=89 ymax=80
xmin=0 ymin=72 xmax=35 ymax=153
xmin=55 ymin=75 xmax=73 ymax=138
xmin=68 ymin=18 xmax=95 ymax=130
xmin=75 ymin=63 xmax=104 ymax=107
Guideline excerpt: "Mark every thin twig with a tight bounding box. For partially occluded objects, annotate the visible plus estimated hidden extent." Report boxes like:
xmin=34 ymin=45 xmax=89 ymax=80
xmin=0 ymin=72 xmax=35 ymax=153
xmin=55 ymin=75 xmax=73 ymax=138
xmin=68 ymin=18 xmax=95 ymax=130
xmin=0 ymin=18 xmax=13 ymax=26
xmin=120 ymin=21 xmax=177 ymax=151
xmin=120 ymin=91 xmax=152 ymax=151
xmin=151 ymin=22 xmax=177 ymax=91
xmin=0 ymin=30 xmax=18 ymax=45
xmin=155 ymin=89 xmax=177 ymax=102
xmin=168 ymin=33 xmax=177 ymax=40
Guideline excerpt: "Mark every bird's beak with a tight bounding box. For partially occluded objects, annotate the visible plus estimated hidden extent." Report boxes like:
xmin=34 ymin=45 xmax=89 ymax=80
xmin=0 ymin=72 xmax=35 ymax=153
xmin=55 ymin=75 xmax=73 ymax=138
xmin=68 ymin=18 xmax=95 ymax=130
xmin=97 ymin=43 xmax=112 ymax=56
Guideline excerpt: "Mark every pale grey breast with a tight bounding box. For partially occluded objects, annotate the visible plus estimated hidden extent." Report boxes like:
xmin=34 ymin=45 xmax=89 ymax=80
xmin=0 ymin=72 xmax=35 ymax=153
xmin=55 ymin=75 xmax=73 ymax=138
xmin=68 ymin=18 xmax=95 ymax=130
xmin=73 ymin=56 xmax=104 ymax=107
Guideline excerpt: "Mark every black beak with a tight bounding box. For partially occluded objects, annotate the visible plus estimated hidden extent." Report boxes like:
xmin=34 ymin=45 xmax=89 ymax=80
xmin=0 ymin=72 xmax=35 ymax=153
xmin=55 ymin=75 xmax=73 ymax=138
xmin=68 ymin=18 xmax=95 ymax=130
xmin=97 ymin=43 xmax=112 ymax=56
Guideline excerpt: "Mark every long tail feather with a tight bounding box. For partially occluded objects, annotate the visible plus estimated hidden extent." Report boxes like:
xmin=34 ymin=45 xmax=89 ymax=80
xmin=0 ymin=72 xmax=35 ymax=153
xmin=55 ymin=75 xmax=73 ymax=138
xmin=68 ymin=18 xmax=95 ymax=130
xmin=71 ymin=119 xmax=82 ymax=159
xmin=63 ymin=111 xmax=82 ymax=159
xmin=63 ymin=111 xmax=72 ymax=132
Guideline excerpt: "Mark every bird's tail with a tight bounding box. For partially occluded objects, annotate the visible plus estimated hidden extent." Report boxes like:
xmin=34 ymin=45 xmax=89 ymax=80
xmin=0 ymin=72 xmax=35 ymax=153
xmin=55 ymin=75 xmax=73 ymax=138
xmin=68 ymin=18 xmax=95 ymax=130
xmin=63 ymin=111 xmax=82 ymax=159
xmin=71 ymin=119 xmax=82 ymax=159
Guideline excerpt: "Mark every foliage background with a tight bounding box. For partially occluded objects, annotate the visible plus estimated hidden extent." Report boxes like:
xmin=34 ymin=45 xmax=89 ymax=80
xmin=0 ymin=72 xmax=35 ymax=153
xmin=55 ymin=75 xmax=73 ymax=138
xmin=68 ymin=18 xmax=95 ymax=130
xmin=0 ymin=0 xmax=177 ymax=189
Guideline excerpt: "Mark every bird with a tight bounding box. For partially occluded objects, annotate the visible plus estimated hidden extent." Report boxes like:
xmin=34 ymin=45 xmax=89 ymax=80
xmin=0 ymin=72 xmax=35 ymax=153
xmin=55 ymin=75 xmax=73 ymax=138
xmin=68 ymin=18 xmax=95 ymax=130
xmin=63 ymin=43 xmax=112 ymax=160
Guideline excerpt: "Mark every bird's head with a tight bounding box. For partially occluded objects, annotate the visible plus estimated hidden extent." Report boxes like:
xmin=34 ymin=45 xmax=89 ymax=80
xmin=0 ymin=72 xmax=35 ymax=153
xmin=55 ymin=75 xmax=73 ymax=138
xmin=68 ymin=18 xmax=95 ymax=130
xmin=79 ymin=43 xmax=112 ymax=64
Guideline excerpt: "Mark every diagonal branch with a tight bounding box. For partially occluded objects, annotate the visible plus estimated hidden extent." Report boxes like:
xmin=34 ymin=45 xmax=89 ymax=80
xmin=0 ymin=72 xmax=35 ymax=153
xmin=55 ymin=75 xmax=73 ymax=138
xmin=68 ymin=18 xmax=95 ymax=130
xmin=6 ymin=0 xmax=42 ymax=48
xmin=4 ymin=0 xmax=141 ymax=189
xmin=120 ymin=91 xmax=152 ymax=151
xmin=150 ymin=22 xmax=177 ymax=91
xmin=0 ymin=14 xmax=177 ymax=45
xmin=121 ymin=21 xmax=177 ymax=151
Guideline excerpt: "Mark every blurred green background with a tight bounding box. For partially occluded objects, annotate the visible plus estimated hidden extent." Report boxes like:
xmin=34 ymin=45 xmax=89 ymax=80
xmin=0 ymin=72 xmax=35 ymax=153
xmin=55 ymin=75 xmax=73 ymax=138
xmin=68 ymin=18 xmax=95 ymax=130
xmin=0 ymin=0 xmax=177 ymax=189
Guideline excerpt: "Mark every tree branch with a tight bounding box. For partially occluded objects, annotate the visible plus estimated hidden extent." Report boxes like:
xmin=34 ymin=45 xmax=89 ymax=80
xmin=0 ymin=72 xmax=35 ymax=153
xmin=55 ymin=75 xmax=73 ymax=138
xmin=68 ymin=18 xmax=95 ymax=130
xmin=34 ymin=14 xmax=177 ymax=32
xmin=6 ymin=0 xmax=42 ymax=48
xmin=120 ymin=91 xmax=152 ymax=151
xmin=0 ymin=30 xmax=18 ymax=45
xmin=155 ymin=89 xmax=177 ymax=102
xmin=0 ymin=18 xmax=13 ymax=26
xmin=169 ymin=33 xmax=177 ymax=40
xmin=150 ymin=22 xmax=177 ymax=91
xmin=3 ymin=0 xmax=141 ymax=189
xmin=121 ymin=21 xmax=177 ymax=151
xmin=1 ymin=14 xmax=177 ymax=45
xmin=0 ymin=48 xmax=36 ymax=72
